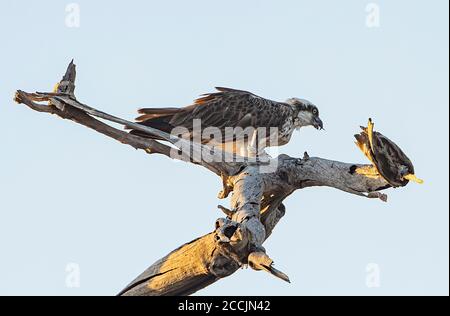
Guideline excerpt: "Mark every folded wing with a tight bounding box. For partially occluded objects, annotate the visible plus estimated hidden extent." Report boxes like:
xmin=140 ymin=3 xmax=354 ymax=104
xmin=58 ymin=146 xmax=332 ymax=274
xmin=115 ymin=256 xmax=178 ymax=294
xmin=129 ymin=87 xmax=293 ymax=143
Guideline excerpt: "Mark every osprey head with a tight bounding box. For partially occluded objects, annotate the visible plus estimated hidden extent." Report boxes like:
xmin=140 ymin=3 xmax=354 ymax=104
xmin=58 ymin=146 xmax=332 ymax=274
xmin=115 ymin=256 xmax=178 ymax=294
xmin=286 ymin=98 xmax=323 ymax=130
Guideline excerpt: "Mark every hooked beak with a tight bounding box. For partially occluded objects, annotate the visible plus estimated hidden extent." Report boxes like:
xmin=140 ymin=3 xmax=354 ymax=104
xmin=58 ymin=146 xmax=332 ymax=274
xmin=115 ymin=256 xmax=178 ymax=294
xmin=313 ymin=117 xmax=324 ymax=130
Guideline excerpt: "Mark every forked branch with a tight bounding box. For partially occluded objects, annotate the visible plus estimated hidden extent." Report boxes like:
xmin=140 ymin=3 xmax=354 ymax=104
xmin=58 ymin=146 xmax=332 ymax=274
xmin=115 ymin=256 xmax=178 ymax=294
xmin=14 ymin=61 xmax=394 ymax=296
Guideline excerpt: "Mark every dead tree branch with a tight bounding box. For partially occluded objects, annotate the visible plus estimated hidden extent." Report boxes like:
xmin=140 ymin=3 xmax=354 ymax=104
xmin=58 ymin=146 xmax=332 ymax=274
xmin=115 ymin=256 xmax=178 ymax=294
xmin=14 ymin=61 xmax=396 ymax=296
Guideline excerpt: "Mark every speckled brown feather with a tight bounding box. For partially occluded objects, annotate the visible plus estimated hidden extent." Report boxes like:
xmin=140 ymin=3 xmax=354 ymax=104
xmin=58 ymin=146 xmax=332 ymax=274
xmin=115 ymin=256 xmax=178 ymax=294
xmin=130 ymin=87 xmax=295 ymax=143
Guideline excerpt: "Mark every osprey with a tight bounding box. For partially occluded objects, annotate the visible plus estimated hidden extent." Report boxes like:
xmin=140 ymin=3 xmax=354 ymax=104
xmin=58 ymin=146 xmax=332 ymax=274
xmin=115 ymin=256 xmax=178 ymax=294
xmin=129 ymin=87 xmax=323 ymax=157
xmin=354 ymin=118 xmax=423 ymax=187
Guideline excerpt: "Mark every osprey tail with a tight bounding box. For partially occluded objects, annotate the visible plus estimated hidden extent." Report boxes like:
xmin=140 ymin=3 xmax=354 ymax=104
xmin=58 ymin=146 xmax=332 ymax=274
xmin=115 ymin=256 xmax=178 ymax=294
xmin=128 ymin=107 xmax=183 ymax=139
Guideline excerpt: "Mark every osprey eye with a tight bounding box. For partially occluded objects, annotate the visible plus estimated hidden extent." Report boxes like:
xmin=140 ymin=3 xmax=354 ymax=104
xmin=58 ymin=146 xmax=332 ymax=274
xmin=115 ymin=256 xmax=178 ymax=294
xmin=313 ymin=109 xmax=318 ymax=115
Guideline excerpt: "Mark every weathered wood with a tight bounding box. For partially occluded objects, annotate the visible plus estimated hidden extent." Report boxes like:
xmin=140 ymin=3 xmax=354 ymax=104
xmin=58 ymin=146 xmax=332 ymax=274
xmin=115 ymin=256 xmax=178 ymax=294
xmin=118 ymin=156 xmax=390 ymax=295
xmin=14 ymin=61 xmax=398 ymax=296
xmin=118 ymin=234 xmax=235 ymax=296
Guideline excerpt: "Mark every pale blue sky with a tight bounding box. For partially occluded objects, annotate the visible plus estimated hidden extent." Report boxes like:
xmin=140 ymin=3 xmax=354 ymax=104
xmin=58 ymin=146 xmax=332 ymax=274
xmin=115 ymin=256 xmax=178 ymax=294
xmin=0 ymin=0 xmax=448 ymax=295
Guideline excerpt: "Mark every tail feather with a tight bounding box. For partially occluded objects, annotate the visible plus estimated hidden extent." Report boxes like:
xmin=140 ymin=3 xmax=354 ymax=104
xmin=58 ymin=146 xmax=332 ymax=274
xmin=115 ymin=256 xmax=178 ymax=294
xmin=128 ymin=107 xmax=182 ymax=139
xmin=136 ymin=107 xmax=183 ymax=121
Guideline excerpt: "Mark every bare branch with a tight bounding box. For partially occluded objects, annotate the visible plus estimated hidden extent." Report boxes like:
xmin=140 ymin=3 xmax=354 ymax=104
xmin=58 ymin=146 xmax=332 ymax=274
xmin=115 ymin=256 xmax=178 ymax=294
xmin=119 ymin=156 xmax=391 ymax=296
xmin=14 ymin=63 xmax=236 ymax=177
xmin=13 ymin=60 xmax=402 ymax=296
